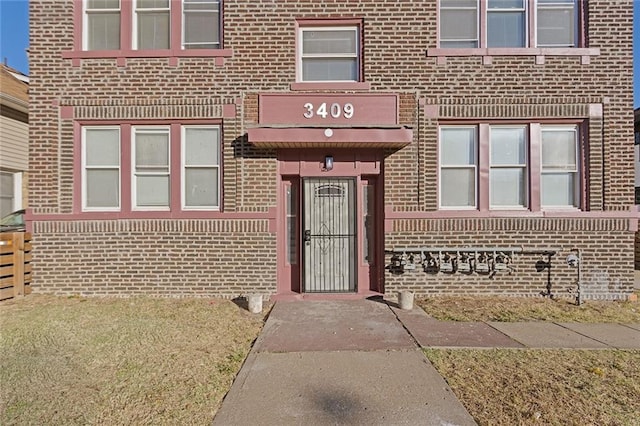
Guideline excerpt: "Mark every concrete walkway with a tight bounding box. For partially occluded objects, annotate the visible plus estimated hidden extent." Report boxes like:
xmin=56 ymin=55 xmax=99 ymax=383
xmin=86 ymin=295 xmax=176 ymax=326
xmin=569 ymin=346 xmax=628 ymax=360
xmin=213 ymin=299 xmax=640 ymax=425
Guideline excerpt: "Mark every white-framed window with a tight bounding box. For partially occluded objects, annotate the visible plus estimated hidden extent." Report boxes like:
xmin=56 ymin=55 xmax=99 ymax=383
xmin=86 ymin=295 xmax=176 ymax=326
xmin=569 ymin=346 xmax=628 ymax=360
xmin=536 ymin=0 xmax=577 ymax=47
xmin=487 ymin=0 xmax=527 ymax=47
xmin=83 ymin=0 xmax=121 ymax=50
xmin=181 ymin=126 xmax=220 ymax=209
xmin=80 ymin=123 xmax=222 ymax=213
xmin=438 ymin=0 xmax=579 ymax=48
xmin=439 ymin=0 xmax=478 ymax=48
xmin=298 ymin=26 xmax=359 ymax=82
xmin=132 ymin=127 xmax=170 ymax=210
xmin=490 ymin=126 xmax=528 ymax=208
xmin=82 ymin=127 xmax=121 ymax=211
xmin=438 ymin=122 xmax=582 ymax=212
xmin=439 ymin=126 xmax=478 ymax=209
xmin=540 ymin=125 xmax=579 ymax=207
xmin=182 ymin=0 xmax=221 ymax=49
xmin=133 ymin=0 xmax=171 ymax=50
xmin=81 ymin=0 xmax=223 ymax=52
xmin=0 ymin=171 xmax=22 ymax=217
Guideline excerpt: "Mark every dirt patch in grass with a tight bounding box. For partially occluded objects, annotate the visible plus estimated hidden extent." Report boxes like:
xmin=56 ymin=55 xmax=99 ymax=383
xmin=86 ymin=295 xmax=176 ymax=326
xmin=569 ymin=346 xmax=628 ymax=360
xmin=424 ymin=349 xmax=640 ymax=425
xmin=0 ymin=295 xmax=266 ymax=425
xmin=417 ymin=295 xmax=640 ymax=323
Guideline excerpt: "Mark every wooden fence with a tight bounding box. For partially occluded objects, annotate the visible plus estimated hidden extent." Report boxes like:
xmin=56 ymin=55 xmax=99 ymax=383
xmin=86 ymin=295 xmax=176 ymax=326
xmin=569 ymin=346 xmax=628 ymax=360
xmin=0 ymin=232 xmax=32 ymax=300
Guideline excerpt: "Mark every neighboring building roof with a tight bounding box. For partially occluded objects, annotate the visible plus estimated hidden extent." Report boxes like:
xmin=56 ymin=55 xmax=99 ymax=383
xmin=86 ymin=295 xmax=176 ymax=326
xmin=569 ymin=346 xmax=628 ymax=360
xmin=0 ymin=64 xmax=29 ymax=113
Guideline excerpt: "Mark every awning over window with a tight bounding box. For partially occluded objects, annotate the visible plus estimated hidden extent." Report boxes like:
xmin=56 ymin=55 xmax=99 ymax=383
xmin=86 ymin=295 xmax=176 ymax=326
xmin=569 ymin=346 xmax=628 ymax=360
xmin=247 ymin=126 xmax=413 ymax=148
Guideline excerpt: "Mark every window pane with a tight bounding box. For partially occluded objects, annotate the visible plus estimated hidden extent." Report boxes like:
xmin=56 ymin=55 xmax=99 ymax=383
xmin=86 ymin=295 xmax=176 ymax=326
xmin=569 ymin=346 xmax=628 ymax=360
xmin=363 ymin=184 xmax=374 ymax=264
xmin=136 ymin=175 xmax=169 ymax=206
xmin=490 ymin=168 xmax=525 ymax=206
xmin=185 ymin=128 xmax=218 ymax=165
xmin=488 ymin=0 xmax=525 ymax=8
xmin=302 ymin=30 xmax=356 ymax=55
xmin=0 ymin=173 xmax=14 ymax=218
xmin=184 ymin=11 xmax=220 ymax=48
xmin=185 ymin=168 xmax=218 ymax=207
xmin=135 ymin=132 xmax=169 ymax=166
xmin=285 ymin=184 xmax=297 ymax=264
xmin=88 ymin=0 xmax=120 ymax=9
xmin=87 ymin=13 xmax=120 ymax=50
xmin=537 ymin=8 xmax=575 ymax=47
xmin=302 ymin=58 xmax=357 ymax=81
xmin=487 ymin=11 xmax=525 ymax=47
xmin=440 ymin=0 xmax=477 ymax=6
xmin=138 ymin=12 xmax=170 ymax=49
xmin=441 ymin=9 xmax=478 ymax=43
xmin=138 ymin=0 xmax=169 ymax=8
xmin=542 ymin=129 xmax=576 ymax=169
xmin=440 ymin=39 xmax=479 ymax=48
xmin=542 ymin=173 xmax=575 ymax=206
xmin=86 ymin=129 xmax=119 ymax=165
xmin=491 ymin=127 xmax=526 ymax=165
xmin=441 ymin=168 xmax=476 ymax=207
xmin=441 ymin=128 xmax=476 ymax=165
xmin=86 ymin=170 xmax=119 ymax=208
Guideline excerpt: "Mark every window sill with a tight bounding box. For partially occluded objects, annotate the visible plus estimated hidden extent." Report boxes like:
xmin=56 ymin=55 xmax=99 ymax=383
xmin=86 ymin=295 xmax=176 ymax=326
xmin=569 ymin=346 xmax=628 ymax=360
xmin=290 ymin=82 xmax=371 ymax=91
xmin=425 ymin=47 xmax=600 ymax=65
xmin=62 ymin=48 xmax=233 ymax=67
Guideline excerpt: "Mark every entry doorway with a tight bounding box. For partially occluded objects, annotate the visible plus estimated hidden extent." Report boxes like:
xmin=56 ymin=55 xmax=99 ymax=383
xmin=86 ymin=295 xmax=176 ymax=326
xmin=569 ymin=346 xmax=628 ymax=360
xmin=303 ymin=178 xmax=356 ymax=293
xmin=276 ymin=151 xmax=384 ymax=298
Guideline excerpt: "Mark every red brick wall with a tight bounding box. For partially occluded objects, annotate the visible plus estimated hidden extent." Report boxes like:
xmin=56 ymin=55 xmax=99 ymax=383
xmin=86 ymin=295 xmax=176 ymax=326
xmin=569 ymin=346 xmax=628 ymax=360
xmin=385 ymin=218 xmax=634 ymax=300
xmin=32 ymin=219 xmax=276 ymax=298
xmin=28 ymin=0 xmax=635 ymax=299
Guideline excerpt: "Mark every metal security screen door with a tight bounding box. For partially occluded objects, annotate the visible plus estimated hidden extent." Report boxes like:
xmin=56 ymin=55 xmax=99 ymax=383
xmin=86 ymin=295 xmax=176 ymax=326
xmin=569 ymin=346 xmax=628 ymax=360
xmin=303 ymin=178 xmax=356 ymax=293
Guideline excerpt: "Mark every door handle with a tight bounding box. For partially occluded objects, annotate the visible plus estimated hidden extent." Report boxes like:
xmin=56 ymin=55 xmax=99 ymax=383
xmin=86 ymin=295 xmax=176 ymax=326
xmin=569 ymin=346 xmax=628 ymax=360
xmin=304 ymin=229 xmax=311 ymax=242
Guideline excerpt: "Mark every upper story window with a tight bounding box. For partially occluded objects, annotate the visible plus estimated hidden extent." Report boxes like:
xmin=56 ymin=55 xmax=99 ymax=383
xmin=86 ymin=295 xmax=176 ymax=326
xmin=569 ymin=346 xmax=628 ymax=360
xmin=536 ymin=0 xmax=577 ymax=47
xmin=439 ymin=0 xmax=578 ymax=48
xmin=81 ymin=0 xmax=222 ymax=52
xmin=298 ymin=25 xmax=360 ymax=82
xmin=439 ymin=123 xmax=581 ymax=212
xmin=183 ymin=0 xmax=221 ymax=49
xmin=134 ymin=0 xmax=171 ymax=50
xmin=84 ymin=0 xmax=121 ymax=50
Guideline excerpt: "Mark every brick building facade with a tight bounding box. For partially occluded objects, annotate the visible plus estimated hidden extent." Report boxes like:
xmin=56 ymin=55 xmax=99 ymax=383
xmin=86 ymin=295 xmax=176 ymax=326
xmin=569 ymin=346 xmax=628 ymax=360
xmin=29 ymin=0 xmax=635 ymax=300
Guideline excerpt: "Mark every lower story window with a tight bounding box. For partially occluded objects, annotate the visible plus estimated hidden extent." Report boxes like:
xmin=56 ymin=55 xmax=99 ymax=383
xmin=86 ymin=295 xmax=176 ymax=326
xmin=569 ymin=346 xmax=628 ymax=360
xmin=181 ymin=126 xmax=220 ymax=209
xmin=81 ymin=122 xmax=221 ymax=213
xmin=0 ymin=171 xmax=23 ymax=217
xmin=82 ymin=127 xmax=121 ymax=210
xmin=490 ymin=126 xmax=528 ymax=209
xmin=439 ymin=122 xmax=581 ymax=211
xmin=133 ymin=127 xmax=170 ymax=210
xmin=540 ymin=125 xmax=579 ymax=207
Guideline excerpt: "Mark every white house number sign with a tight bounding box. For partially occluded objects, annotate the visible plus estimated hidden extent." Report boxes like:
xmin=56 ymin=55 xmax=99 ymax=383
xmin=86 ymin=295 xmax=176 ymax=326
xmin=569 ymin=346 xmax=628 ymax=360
xmin=303 ymin=102 xmax=354 ymax=119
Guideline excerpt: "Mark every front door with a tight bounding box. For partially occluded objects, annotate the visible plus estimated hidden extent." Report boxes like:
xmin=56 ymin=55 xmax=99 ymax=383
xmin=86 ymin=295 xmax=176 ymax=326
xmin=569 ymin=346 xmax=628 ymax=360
xmin=303 ymin=178 xmax=356 ymax=293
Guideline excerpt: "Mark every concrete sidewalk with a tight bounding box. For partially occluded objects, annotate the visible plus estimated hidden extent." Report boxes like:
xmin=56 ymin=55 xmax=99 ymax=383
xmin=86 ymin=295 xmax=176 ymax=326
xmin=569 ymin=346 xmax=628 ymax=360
xmin=213 ymin=298 xmax=640 ymax=425
xmin=392 ymin=304 xmax=640 ymax=350
xmin=213 ymin=299 xmax=477 ymax=425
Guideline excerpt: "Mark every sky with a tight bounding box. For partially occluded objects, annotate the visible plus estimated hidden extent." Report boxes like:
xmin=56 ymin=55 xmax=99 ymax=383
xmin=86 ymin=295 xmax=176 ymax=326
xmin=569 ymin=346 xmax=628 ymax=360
xmin=0 ymin=0 xmax=639 ymax=108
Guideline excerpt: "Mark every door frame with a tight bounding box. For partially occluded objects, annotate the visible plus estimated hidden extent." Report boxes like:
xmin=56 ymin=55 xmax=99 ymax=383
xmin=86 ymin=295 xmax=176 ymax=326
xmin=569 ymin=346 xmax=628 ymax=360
xmin=275 ymin=149 xmax=384 ymax=297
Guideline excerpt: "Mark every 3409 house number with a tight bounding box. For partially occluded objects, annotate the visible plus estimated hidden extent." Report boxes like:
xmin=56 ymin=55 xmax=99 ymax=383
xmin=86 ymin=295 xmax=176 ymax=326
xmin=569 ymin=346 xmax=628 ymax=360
xmin=303 ymin=102 xmax=355 ymax=119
